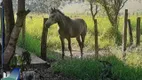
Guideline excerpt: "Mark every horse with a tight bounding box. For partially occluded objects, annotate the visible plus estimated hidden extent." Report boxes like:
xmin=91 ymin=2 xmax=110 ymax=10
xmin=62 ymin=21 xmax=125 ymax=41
xmin=45 ymin=8 xmax=87 ymax=59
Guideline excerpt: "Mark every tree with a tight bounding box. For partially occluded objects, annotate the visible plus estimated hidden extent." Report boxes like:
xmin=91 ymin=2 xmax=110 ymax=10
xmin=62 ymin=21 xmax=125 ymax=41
xmin=4 ymin=0 xmax=30 ymax=66
xmin=98 ymin=0 xmax=128 ymax=28
xmin=3 ymin=0 xmax=15 ymax=47
xmin=88 ymin=0 xmax=99 ymax=58
xmin=97 ymin=0 xmax=128 ymax=44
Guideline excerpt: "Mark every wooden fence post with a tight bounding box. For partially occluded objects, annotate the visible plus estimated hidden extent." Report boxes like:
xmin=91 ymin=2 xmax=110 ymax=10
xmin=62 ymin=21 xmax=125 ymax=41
xmin=122 ymin=9 xmax=128 ymax=58
xmin=136 ymin=17 xmax=141 ymax=46
xmin=41 ymin=18 xmax=48 ymax=60
xmin=94 ymin=19 xmax=98 ymax=59
xmin=127 ymin=19 xmax=133 ymax=46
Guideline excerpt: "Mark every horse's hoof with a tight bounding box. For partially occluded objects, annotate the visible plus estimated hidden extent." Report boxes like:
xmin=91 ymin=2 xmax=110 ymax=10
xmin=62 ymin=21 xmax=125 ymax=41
xmin=70 ymin=55 xmax=73 ymax=59
xmin=79 ymin=56 xmax=83 ymax=59
xmin=62 ymin=57 xmax=65 ymax=60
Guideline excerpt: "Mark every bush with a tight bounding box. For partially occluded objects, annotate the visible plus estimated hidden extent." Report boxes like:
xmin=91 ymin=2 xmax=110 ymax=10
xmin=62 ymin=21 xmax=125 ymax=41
xmin=100 ymin=27 xmax=122 ymax=46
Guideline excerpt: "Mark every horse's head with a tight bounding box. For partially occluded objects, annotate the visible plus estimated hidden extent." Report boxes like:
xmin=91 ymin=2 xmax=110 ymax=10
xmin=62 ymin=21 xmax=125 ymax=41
xmin=45 ymin=8 xmax=61 ymax=28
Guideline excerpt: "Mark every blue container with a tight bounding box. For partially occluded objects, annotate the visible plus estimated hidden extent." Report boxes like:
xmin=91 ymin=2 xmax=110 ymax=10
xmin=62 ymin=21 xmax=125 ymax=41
xmin=2 ymin=68 xmax=21 ymax=80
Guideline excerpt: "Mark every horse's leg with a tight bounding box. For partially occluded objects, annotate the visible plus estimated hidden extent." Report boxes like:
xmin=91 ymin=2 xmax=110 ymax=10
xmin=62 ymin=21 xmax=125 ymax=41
xmin=81 ymin=34 xmax=85 ymax=48
xmin=67 ymin=38 xmax=73 ymax=58
xmin=59 ymin=36 xmax=65 ymax=59
xmin=76 ymin=36 xmax=83 ymax=59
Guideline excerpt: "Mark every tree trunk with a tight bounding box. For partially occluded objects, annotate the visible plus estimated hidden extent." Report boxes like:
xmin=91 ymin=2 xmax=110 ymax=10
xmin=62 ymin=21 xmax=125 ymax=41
xmin=22 ymin=20 xmax=26 ymax=46
xmin=41 ymin=18 xmax=48 ymax=60
xmin=136 ymin=17 xmax=141 ymax=46
xmin=127 ymin=19 xmax=133 ymax=46
xmin=89 ymin=1 xmax=99 ymax=59
xmin=105 ymin=9 xmax=121 ymax=45
xmin=0 ymin=8 xmax=1 ymax=74
xmin=3 ymin=0 xmax=15 ymax=48
xmin=4 ymin=0 xmax=30 ymax=66
xmin=0 ymin=5 xmax=5 ymax=78
xmin=122 ymin=9 xmax=128 ymax=58
xmin=19 ymin=0 xmax=26 ymax=46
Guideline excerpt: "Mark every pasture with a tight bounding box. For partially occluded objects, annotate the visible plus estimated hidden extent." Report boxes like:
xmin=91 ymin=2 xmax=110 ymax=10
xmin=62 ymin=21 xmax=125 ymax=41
xmin=17 ymin=13 xmax=142 ymax=80
xmin=18 ymin=14 xmax=141 ymax=55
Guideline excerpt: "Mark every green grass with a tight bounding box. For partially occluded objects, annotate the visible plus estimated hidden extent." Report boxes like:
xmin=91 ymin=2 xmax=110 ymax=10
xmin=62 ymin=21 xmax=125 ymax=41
xmin=52 ymin=55 xmax=142 ymax=80
xmin=15 ymin=13 xmax=142 ymax=80
xmin=18 ymin=33 xmax=41 ymax=56
xmin=18 ymin=14 xmax=142 ymax=53
xmin=53 ymin=58 xmax=101 ymax=80
xmin=17 ymin=13 xmax=142 ymax=59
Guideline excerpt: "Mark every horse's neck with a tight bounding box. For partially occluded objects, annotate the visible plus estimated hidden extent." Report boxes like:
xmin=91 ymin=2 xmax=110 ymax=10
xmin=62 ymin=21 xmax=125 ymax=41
xmin=58 ymin=21 xmax=64 ymax=29
xmin=57 ymin=15 xmax=71 ymax=30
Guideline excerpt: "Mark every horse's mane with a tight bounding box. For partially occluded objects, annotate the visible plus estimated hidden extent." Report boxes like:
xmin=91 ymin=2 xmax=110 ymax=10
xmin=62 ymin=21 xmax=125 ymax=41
xmin=56 ymin=9 xmax=71 ymax=21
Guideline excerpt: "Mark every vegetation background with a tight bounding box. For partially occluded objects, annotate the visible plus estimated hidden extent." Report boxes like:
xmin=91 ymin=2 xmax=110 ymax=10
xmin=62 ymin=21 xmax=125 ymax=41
xmin=5 ymin=0 xmax=142 ymax=80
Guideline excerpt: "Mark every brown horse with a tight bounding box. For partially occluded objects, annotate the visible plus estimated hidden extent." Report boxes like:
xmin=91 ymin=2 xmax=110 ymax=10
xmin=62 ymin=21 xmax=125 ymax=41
xmin=45 ymin=8 xmax=87 ymax=59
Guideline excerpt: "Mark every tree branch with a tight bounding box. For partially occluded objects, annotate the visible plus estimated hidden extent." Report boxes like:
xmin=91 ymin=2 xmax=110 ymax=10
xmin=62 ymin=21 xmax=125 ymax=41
xmin=120 ymin=0 xmax=128 ymax=9
xmin=94 ymin=5 xmax=98 ymax=18
xmin=17 ymin=9 xmax=31 ymax=16
xmin=89 ymin=1 xmax=98 ymax=19
xmin=90 ymin=1 xmax=94 ymax=17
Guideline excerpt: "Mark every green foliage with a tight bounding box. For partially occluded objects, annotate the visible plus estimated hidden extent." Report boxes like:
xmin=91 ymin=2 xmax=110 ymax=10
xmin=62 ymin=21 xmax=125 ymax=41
xmin=115 ymin=30 xmax=122 ymax=45
xmin=10 ymin=55 xmax=18 ymax=67
xmin=52 ymin=58 xmax=102 ymax=80
xmin=100 ymin=27 xmax=116 ymax=41
xmin=52 ymin=55 xmax=142 ymax=80
xmin=100 ymin=27 xmax=122 ymax=46
xmin=17 ymin=55 xmax=23 ymax=65
xmin=10 ymin=55 xmax=24 ymax=67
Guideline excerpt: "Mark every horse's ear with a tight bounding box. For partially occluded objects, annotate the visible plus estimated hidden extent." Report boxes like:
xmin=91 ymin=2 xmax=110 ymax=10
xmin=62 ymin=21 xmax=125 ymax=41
xmin=53 ymin=8 xmax=56 ymax=11
xmin=51 ymin=8 xmax=54 ymax=12
xmin=53 ymin=8 xmax=57 ymax=12
xmin=50 ymin=7 xmax=57 ymax=13
xmin=50 ymin=7 xmax=54 ymax=13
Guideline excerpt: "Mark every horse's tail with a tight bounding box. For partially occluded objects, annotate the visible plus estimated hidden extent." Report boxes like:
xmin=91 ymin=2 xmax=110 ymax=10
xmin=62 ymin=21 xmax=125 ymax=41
xmin=80 ymin=19 xmax=87 ymax=48
xmin=82 ymin=19 xmax=87 ymax=35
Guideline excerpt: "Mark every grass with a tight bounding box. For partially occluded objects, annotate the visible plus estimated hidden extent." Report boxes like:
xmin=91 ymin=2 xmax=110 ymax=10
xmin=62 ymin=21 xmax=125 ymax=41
xmin=18 ymin=33 xmax=41 ymax=56
xmin=18 ymin=14 xmax=142 ymax=53
xmin=52 ymin=55 xmax=142 ymax=80
xmin=16 ymin=14 xmax=142 ymax=80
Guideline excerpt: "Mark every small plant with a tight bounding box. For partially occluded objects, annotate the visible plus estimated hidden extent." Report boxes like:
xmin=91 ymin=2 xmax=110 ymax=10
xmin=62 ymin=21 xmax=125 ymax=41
xmin=10 ymin=51 xmax=31 ymax=71
xmin=22 ymin=51 xmax=31 ymax=65
xmin=10 ymin=55 xmax=18 ymax=68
